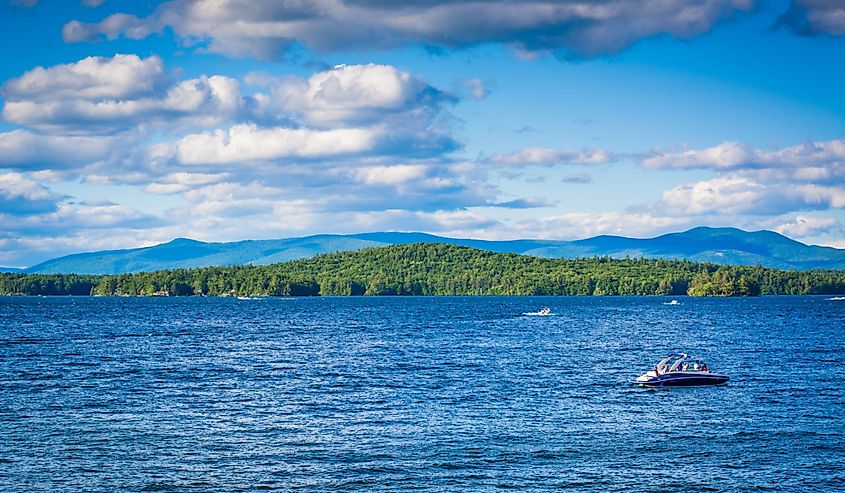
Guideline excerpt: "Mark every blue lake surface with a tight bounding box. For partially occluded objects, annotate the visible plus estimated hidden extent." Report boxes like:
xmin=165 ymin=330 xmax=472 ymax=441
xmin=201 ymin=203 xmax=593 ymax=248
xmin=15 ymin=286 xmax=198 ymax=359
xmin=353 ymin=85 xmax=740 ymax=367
xmin=1 ymin=296 xmax=844 ymax=491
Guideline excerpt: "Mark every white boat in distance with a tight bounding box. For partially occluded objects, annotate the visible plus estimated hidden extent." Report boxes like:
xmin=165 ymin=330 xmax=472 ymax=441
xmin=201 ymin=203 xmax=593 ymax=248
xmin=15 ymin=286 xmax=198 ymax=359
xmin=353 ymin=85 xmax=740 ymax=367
xmin=523 ymin=307 xmax=552 ymax=316
xmin=635 ymin=353 xmax=729 ymax=387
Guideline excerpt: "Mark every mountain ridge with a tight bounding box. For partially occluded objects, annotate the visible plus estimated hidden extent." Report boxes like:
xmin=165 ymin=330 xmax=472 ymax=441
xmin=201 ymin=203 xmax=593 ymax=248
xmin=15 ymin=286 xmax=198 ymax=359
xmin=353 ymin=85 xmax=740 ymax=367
xmin=11 ymin=227 xmax=845 ymax=274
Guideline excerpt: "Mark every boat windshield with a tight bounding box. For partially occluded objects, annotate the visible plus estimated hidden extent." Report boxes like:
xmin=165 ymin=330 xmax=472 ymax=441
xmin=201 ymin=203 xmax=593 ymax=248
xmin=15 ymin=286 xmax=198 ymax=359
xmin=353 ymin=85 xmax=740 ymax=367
xmin=654 ymin=353 xmax=711 ymax=373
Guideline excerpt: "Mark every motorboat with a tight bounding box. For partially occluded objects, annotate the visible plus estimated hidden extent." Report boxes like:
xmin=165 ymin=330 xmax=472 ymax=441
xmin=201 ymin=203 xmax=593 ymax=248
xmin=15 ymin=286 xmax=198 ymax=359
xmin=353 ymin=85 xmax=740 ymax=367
xmin=634 ymin=353 xmax=729 ymax=387
xmin=663 ymin=299 xmax=681 ymax=305
xmin=523 ymin=307 xmax=552 ymax=316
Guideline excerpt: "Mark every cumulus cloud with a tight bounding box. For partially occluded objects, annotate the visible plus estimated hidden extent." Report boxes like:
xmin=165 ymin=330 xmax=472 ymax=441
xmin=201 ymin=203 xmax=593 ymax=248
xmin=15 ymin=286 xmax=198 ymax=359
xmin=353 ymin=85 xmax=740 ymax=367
xmin=659 ymin=175 xmax=769 ymax=215
xmin=642 ymin=139 xmax=845 ymax=219
xmin=62 ymin=0 xmax=753 ymax=60
xmin=0 ymin=130 xmax=116 ymax=169
xmin=248 ymin=64 xmax=461 ymax=157
xmin=0 ymin=172 xmax=63 ymax=216
xmin=776 ymin=0 xmax=845 ymax=36
xmin=488 ymin=147 xmax=615 ymax=167
xmin=772 ymin=215 xmax=842 ymax=238
xmin=658 ymin=175 xmax=845 ymax=216
xmin=2 ymin=55 xmax=244 ymax=134
xmin=256 ymin=64 xmax=449 ymax=126
xmin=173 ymin=124 xmax=378 ymax=164
xmin=2 ymin=56 xmax=458 ymax=165
xmin=63 ymin=13 xmax=158 ymax=43
xmin=643 ymin=139 xmax=845 ymax=172
xmin=352 ymin=164 xmax=428 ymax=186
xmin=2 ymin=54 xmax=165 ymax=102
xmin=144 ymin=172 xmax=230 ymax=194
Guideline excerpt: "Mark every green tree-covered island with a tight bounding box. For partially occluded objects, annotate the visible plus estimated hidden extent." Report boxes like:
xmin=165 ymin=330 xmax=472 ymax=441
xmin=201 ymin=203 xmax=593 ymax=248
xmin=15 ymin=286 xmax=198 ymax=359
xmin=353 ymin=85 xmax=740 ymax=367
xmin=2 ymin=243 xmax=845 ymax=297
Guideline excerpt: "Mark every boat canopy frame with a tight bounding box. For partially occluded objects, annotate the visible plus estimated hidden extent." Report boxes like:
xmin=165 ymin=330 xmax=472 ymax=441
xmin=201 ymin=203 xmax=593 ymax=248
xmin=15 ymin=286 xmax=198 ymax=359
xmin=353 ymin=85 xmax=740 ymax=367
xmin=654 ymin=353 xmax=711 ymax=373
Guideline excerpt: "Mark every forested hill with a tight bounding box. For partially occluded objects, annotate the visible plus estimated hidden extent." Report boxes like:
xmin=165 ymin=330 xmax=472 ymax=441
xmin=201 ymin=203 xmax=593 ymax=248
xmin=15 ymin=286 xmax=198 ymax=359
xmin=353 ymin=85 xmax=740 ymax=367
xmin=2 ymin=243 xmax=845 ymax=297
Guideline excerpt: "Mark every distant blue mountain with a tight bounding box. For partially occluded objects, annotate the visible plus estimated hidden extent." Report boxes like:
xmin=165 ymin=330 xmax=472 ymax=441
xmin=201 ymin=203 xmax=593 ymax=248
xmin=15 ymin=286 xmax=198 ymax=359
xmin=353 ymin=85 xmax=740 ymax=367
xmin=19 ymin=227 xmax=845 ymax=274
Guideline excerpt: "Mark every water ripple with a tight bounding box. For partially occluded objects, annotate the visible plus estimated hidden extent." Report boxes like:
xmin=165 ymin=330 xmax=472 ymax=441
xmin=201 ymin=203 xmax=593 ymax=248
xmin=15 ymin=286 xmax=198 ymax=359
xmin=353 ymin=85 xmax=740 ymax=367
xmin=0 ymin=296 xmax=843 ymax=491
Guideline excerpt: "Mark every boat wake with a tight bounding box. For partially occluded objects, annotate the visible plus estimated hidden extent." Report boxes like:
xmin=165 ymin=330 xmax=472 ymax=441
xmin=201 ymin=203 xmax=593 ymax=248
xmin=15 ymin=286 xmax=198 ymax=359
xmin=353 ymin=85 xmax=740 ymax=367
xmin=826 ymin=296 xmax=845 ymax=301
xmin=522 ymin=311 xmax=556 ymax=316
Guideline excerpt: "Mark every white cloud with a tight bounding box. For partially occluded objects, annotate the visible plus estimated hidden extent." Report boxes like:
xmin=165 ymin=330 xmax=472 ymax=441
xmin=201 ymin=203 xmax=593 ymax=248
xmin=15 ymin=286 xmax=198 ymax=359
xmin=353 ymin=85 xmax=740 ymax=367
xmin=772 ymin=215 xmax=842 ymax=238
xmin=644 ymin=141 xmax=751 ymax=169
xmin=658 ymin=175 xmax=845 ymax=216
xmin=2 ymin=56 xmax=458 ymax=171
xmin=0 ymin=130 xmax=115 ymax=169
xmin=643 ymin=139 xmax=845 ymax=171
xmin=642 ymin=140 xmax=845 ymax=219
xmin=2 ymin=54 xmax=164 ymax=102
xmin=63 ymin=13 xmax=157 ymax=43
xmin=273 ymin=64 xmax=428 ymax=124
xmin=660 ymin=175 xmax=767 ymax=215
xmin=352 ymin=164 xmax=428 ymax=186
xmin=144 ymin=172 xmax=230 ymax=194
xmin=488 ymin=147 xmax=615 ymax=166
xmin=4 ymin=66 xmax=244 ymax=133
xmin=173 ymin=123 xmax=378 ymax=164
xmin=0 ymin=172 xmax=62 ymax=216
xmin=61 ymin=0 xmax=753 ymax=60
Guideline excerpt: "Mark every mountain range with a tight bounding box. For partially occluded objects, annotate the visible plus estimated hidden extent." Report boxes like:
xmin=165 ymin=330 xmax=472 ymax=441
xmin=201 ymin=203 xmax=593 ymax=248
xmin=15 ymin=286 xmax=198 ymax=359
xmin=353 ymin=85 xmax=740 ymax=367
xmin=7 ymin=227 xmax=845 ymax=275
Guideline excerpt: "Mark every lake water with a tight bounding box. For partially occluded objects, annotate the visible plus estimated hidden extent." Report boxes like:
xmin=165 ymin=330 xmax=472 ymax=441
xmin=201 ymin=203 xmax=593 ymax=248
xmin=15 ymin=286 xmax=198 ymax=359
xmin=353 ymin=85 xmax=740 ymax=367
xmin=1 ymin=296 xmax=843 ymax=491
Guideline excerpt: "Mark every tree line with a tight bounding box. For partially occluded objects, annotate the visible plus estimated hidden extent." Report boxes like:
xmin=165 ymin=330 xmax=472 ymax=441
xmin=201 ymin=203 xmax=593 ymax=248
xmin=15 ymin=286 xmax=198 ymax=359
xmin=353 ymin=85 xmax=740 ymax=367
xmin=2 ymin=243 xmax=845 ymax=297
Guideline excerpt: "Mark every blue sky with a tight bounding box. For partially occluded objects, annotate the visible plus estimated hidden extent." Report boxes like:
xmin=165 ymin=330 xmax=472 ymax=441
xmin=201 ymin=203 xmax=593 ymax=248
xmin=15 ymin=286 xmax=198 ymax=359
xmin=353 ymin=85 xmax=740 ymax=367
xmin=0 ymin=0 xmax=843 ymax=267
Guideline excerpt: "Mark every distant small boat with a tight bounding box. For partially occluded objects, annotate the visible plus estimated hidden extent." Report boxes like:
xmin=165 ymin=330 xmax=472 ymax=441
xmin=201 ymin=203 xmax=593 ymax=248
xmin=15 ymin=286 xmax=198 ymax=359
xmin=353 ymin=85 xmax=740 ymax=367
xmin=827 ymin=296 xmax=845 ymax=301
xmin=635 ymin=353 xmax=729 ymax=387
xmin=237 ymin=296 xmax=263 ymax=300
xmin=663 ymin=299 xmax=682 ymax=305
xmin=523 ymin=307 xmax=553 ymax=316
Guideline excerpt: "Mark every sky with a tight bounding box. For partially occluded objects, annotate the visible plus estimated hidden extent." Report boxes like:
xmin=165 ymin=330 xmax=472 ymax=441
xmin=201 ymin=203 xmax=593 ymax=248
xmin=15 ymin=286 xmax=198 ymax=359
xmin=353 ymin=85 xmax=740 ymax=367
xmin=0 ymin=0 xmax=844 ymax=267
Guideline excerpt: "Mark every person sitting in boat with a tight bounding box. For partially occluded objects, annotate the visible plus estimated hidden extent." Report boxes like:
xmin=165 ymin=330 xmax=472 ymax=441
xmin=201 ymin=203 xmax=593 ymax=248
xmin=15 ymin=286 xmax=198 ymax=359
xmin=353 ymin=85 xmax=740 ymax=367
xmin=539 ymin=307 xmax=550 ymax=315
xmin=653 ymin=365 xmax=660 ymax=376
xmin=701 ymin=363 xmax=709 ymax=372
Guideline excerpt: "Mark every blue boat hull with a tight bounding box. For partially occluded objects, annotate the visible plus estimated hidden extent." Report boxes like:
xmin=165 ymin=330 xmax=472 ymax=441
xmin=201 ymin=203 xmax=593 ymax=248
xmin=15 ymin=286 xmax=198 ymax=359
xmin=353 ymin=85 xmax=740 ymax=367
xmin=636 ymin=373 xmax=730 ymax=387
